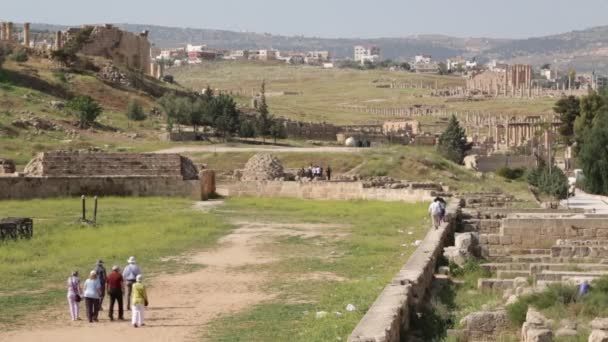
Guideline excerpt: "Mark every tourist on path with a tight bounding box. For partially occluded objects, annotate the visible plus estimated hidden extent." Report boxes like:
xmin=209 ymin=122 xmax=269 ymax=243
xmin=428 ymin=198 xmax=443 ymax=230
xmin=131 ymin=274 xmax=149 ymax=328
xmin=83 ymin=270 xmax=102 ymax=323
xmin=106 ymin=265 xmax=125 ymax=321
xmin=95 ymin=260 xmax=107 ymax=310
xmin=67 ymin=271 xmax=82 ymax=321
xmin=326 ymin=165 xmax=332 ymax=181
xmin=438 ymin=197 xmax=447 ymax=222
xmin=123 ymin=256 xmax=141 ymax=311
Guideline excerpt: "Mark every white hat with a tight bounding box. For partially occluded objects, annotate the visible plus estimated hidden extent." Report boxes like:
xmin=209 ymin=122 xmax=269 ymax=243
xmin=112 ymin=265 xmax=119 ymax=271
xmin=90 ymin=270 xmax=97 ymax=276
xmin=127 ymin=256 xmax=136 ymax=264
xmin=136 ymin=274 xmax=143 ymax=282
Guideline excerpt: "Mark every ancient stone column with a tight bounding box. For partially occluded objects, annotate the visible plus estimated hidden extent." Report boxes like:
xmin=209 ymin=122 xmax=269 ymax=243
xmin=200 ymin=170 xmax=216 ymax=201
xmin=23 ymin=23 xmax=31 ymax=47
xmin=0 ymin=23 xmax=4 ymax=41
xmin=54 ymin=31 xmax=63 ymax=50
xmin=6 ymin=22 xmax=13 ymax=42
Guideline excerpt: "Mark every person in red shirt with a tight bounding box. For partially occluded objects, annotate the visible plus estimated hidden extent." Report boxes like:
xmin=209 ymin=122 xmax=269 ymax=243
xmin=106 ymin=265 xmax=125 ymax=321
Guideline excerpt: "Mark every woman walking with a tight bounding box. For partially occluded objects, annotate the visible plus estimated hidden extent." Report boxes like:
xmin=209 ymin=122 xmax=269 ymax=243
xmin=83 ymin=270 xmax=102 ymax=323
xmin=131 ymin=274 xmax=149 ymax=328
xmin=67 ymin=271 xmax=82 ymax=321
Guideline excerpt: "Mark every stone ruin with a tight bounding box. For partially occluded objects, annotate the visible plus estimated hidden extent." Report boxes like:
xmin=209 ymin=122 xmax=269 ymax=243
xmin=239 ymin=154 xmax=287 ymax=181
xmin=0 ymin=218 xmax=33 ymax=241
xmin=23 ymin=151 xmax=199 ymax=180
xmin=0 ymin=159 xmax=16 ymax=174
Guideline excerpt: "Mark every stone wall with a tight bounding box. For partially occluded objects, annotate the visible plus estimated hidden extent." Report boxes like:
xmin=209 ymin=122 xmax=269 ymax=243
xmin=0 ymin=176 xmax=200 ymax=200
xmin=216 ymin=181 xmax=438 ymax=202
xmin=474 ymin=155 xmax=537 ymax=172
xmin=348 ymin=201 xmax=461 ymax=342
xmin=23 ymin=151 xmax=198 ymax=180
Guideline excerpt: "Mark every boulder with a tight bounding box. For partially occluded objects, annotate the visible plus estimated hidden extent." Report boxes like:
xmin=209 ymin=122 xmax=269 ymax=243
xmin=443 ymin=246 xmax=466 ymax=267
xmin=521 ymin=308 xmax=553 ymax=342
xmin=590 ymin=330 xmax=608 ymax=342
xmin=523 ymin=328 xmax=553 ymax=342
xmin=555 ymin=328 xmax=577 ymax=337
xmin=460 ymin=310 xmax=509 ymax=337
xmin=592 ymin=318 xmax=608 ymax=331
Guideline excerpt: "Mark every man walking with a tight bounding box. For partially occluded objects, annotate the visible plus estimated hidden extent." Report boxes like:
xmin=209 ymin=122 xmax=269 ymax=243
xmin=95 ymin=260 xmax=107 ymax=310
xmin=106 ymin=265 xmax=124 ymax=321
xmin=428 ymin=198 xmax=443 ymax=230
xmin=123 ymin=256 xmax=141 ymax=311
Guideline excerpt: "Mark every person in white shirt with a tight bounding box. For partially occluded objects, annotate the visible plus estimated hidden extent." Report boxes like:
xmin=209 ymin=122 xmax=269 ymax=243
xmin=428 ymin=198 xmax=443 ymax=229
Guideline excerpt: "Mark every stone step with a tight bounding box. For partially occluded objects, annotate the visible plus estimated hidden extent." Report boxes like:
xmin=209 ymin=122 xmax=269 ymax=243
xmin=496 ymin=270 xmax=531 ymax=279
xmin=530 ymin=263 xmax=608 ymax=274
xmin=535 ymin=270 xmax=608 ymax=282
xmin=481 ymin=263 xmax=529 ymax=273
xmin=477 ymin=278 xmax=514 ymax=291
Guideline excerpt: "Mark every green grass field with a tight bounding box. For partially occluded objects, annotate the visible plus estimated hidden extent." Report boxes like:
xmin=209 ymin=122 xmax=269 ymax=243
xmin=0 ymin=197 xmax=231 ymax=327
xmin=203 ymin=197 xmax=430 ymax=341
xmin=170 ymin=61 xmax=556 ymax=125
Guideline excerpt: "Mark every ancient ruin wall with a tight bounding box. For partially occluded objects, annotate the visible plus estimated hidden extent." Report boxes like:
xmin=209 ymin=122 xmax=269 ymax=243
xmin=216 ymin=181 xmax=437 ymax=203
xmin=348 ymin=201 xmax=461 ymax=342
xmin=24 ymin=152 xmax=198 ymax=180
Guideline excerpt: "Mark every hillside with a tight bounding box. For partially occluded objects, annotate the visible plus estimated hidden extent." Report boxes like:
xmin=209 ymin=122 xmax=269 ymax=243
xmin=0 ymin=46 xmax=188 ymax=167
xmin=27 ymin=23 xmax=608 ymax=72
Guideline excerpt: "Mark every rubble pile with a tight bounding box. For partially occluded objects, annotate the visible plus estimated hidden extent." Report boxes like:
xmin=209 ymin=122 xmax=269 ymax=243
xmin=98 ymin=64 xmax=132 ymax=87
xmin=11 ymin=112 xmax=58 ymax=131
xmin=240 ymin=154 xmax=286 ymax=181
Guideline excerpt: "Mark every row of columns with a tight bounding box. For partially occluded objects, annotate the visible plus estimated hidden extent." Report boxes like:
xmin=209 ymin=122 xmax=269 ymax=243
xmin=0 ymin=22 xmax=31 ymax=47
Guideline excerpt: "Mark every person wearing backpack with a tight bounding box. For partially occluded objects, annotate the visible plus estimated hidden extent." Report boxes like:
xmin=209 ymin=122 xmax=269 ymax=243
xmin=122 ymin=256 xmax=141 ymax=311
xmin=428 ymin=198 xmax=443 ymax=229
xmin=67 ymin=270 xmax=83 ymax=321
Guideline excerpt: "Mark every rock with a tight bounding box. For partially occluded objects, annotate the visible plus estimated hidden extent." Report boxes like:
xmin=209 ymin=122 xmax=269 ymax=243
xmin=593 ymin=318 xmax=608 ymax=331
xmin=526 ymin=308 xmax=548 ymax=327
xmin=346 ymin=304 xmax=356 ymax=312
xmin=514 ymin=277 xmax=529 ymax=288
xmin=590 ymin=330 xmax=608 ymax=342
xmin=455 ymin=232 xmax=476 ymax=250
xmin=559 ymin=319 xmax=577 ymax=331
xmin=460 ymin=310 xmax=509 ymax=337
xmin=555 ymin=328 xmax=577 ymax=337
xmin=0 ymin=158 xmax=16 ymax=174
xmin=438 ymin=266 xmax=450 ymax=276
xmin=414 ymin=240 xmax=422 ymax=246
xmin=315 ymin=311 xmax=328 ymax=319
xmin=50 ymin=100 xmax=65 ymax=109
xmin=443 ymin=246 xmax=466 ymax=267
xmin=506 ymin=295 xmax=519 ymax=305
xmin=523 ymin=328 xmax=553 ymax=342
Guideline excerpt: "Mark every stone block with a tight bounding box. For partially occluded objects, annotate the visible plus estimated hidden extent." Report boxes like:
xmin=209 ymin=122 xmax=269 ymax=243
xmin=500 ymin=236 xmax=512 ymax=245
xmin=592 ymin=318 xmax=608 ymax=331
xmin=488 ymin=234 xmax=500 ymax=245
xmin=590 ymin=330 xmax=608 ymax=342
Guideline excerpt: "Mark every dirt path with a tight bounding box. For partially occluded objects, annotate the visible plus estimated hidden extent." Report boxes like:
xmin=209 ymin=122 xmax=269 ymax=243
xmin=0 ymin=202 xmax=343 ymax=342
xmin=155 ymin=145 xmax=364 ymax=154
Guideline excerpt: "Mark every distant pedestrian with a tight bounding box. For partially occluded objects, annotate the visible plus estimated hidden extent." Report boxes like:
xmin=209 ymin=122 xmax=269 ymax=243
xmin=131 ymin=274 xmax=149 ymax=328
xmin=428 ymin=198 xmax=443 ymax=230
xmin=123 ymin=256 xmax=141 ymax=311
xmin=326 ymin=165 xmax=332 ymax=181
xmin=578 ymin=280 xmax=591 ymax=298
xmin=83 ymin=270 xmax=102 ymax=323
xmin=106 ymin=265 xmax=125 ymax=321
xmin=95 ymin=260 xmax=107 ymax=310
xmin=67 ymin=271 xmax=82 ymax=321
xmin=438 ymin=198 xmax=447 ymax=222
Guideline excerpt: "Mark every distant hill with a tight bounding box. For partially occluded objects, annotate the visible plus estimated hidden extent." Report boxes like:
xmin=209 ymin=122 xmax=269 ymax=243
xmin=30 ymin=23 xmax=608 ymax=73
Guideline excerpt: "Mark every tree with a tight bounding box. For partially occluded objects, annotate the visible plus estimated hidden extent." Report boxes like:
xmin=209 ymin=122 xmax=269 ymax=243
xmin=579 ymin=109 xmax=608 ymax=195
xmin=239 ymin=118 xmax=256 ymax=138
xmin=126 ymin=99 xmax=146 ymax=125
xmin=67 ymin=95 xmax=102 ymax=128
xmin=527 ymin=160 xmax=569 ymax=201
xmin=255 ymin=81 xmax=273 ymax=143
xmin=212 ymin=94 xmax=240 ymax=140
xmin=437 ymin=115 xmax=469 ymax=164
xmin=438 ymin=62 xmax=449 ymax=75
xmin=574 ymin=91 xmax=605 ymax=147
xmin=554 ymin=96 xmax=580 ymax=145
xmin=541 ymin=63 xmax=551 ymax=70
xmin=269 ymin=121 xmax=286 ymax=143
xmin=158 ymin=93 xmax=190 ymax=133
xmin=400 ymin=62 xmax=411 ymax=71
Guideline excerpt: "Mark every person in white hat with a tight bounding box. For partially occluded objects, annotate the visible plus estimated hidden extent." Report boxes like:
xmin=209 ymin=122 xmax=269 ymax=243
xmin=123 ymin=256 xmax=141 ymax=311
xmin=131 ymin=274 xmax=149 ymax=328
xmin=83 ymin=270 xmax=102 ymax=323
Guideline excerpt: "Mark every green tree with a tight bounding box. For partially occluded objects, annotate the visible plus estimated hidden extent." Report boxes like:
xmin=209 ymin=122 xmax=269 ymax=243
xmin=579 ymin=109 xmax=608 ymax=195
xmin=554 ymin=96 xmax=580 ymax=145
xmin=527 ymin=160 xmax=569 ymax=200
xmin=438 ymin=62 xmax=449 ymax=75
xmin=158 ymin=93 xmax=190 ymax=133
xmin=239 ymin=118 xmax=256 ymax=139
xmin=126 ymin=99 xmax=146 ymax=125
xmin=437 ymin=115 xmax=469 ymax=164
xmin=212 ymin=94 xmax=240 ymax=140
xmin=574 ymin=91 xmax=605 ymax=147
xmin=269 ymin=121 xmax=287 ymax=143
xmin=67 ymin=95 xmax=102 ymax=128
xmin=255 ymin=81 xmax=273 ymax=143
xmin=400 ymin=62 xmax=411 ymax=71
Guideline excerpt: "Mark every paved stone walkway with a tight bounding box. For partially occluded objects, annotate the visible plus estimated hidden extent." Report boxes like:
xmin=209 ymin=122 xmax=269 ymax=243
xmin=562 ymin=189 xmax=608 ymax=214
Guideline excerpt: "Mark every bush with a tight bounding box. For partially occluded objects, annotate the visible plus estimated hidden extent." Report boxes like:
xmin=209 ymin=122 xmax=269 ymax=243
xmin=126 ymin=100 xmax=146 ymax=122
xmin=67 ymin=95 xmax=102 ymax=128
xmin=11 ymin=50 xmax=28 ymax=62
xmin=506 ymin=284 xmax=577 ymax=326
xmin=497 ymin=167 xmax=526 ymax=180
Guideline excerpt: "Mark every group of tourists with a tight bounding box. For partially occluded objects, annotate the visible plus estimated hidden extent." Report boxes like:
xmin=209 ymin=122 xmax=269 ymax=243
xmin=298 ymin=164 xmax=332 ymax=181
xmin=67 ymin=256 xmax=149 ymax=328
xmin=428 ymin=197 xmax=448 ymax=229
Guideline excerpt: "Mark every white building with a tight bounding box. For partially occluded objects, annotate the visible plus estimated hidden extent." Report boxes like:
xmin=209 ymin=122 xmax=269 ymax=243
xmin=415 ymin=55 xmax=432 ymax=64
xmin=354 ymin=45 xmax=381 ymax=64
xmin=186 ymin=44 xmax=206 ymax=53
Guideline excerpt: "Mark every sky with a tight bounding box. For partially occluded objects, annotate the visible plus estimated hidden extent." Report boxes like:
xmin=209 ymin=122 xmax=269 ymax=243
xmin=3 ymin=0 xmax=608 ymax=39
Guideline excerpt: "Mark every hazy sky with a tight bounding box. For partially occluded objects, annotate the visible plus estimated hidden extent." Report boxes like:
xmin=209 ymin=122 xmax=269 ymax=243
xmin=4 ymin=0 xmax=608 ymax=39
